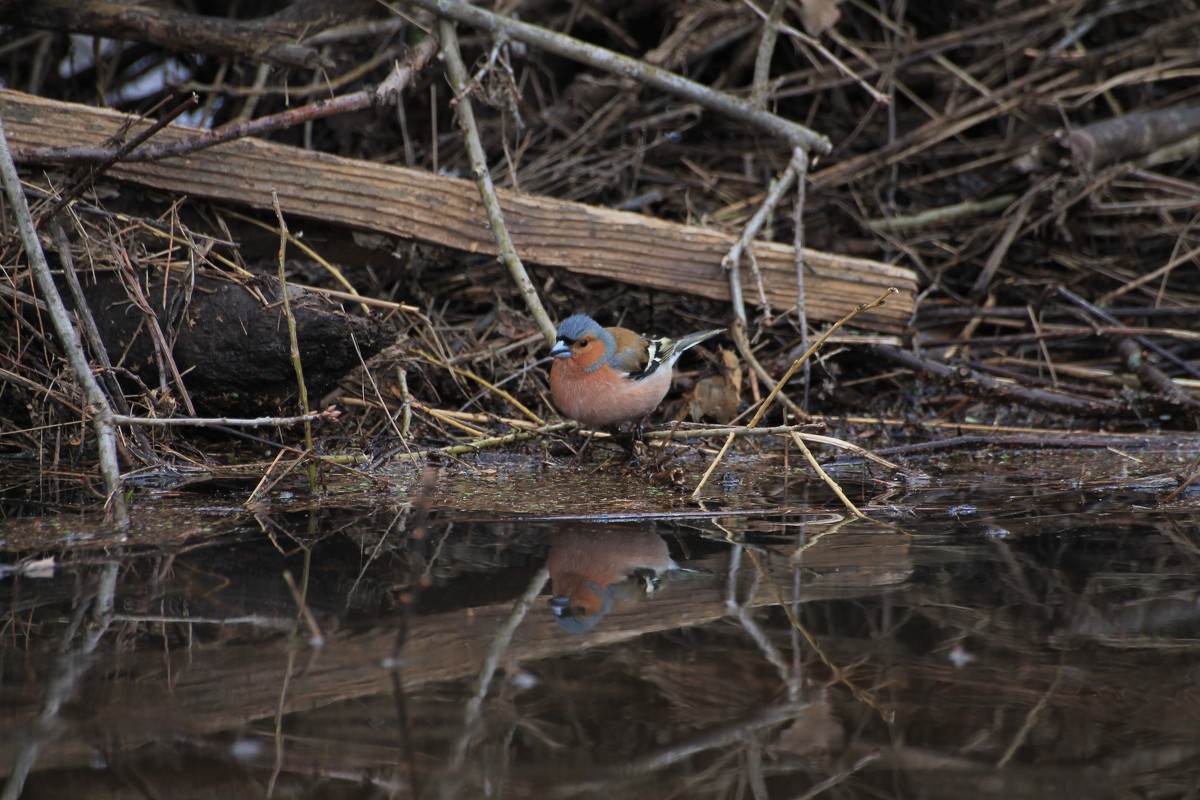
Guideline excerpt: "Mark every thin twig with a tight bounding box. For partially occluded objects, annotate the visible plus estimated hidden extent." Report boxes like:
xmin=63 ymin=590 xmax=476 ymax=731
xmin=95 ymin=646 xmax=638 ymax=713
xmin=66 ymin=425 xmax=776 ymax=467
xmin=415 ymin=347 xmax=545 ymax=424
xmin=723 ymin=151 xmax=808 ymax=417
xmin=646 ymin=423 xmax=820 ymax=440
xmin=36 ymin=93 xmax=197 ymax=216
xmin=398 ymin=421 xmax=577 ymax=459
xmin=737 ymin=0 xmax=891 ymax=105
xmin=864 ymin=193 xmax=1018 ymax=232
xmin=272 ymin=190 xmax=317 ymax=490
xmin=1059 ymin=286 xmax=1200 ymax=380
xmin=791 ymin=148 xmax=811 ymax=404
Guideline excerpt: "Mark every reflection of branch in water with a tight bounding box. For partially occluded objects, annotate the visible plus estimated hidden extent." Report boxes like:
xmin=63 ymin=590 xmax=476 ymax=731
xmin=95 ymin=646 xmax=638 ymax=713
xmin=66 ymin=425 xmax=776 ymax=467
xmin=269 ymin=552 xmax=321 ymax=797
xmin=997 ymin=666 xmax=1064 ymax=768
xmin=437 ymin=564 xmax=552 ymax=799
xmin=715 ymin=510 xmax=891 ymax=722
xmin=735 ymin=606 xmax=799 ymax=701
xmin=719 ymin=520 xmax=803 ymax=701
xmin=387 ymin=465 xmax=437 ymax=798
xmin=2 ymin=561 xmax=118 ymax=800
xmin=346 ymin=507 xmax=407 ymax=606
xmin=743 ymin=542 xmax=890 ymax=721
xmin=717 ymin=521 xmax=799 ymax=695
xmin=555 ymin=702 xmax=810 ymax=794
xmin=791 ymin=751 xmax=881 ymax=800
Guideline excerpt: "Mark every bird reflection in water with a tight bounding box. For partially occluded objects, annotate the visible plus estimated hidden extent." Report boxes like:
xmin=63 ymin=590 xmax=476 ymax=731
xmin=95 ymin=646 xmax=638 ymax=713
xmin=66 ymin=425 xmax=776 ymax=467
xmin=547 ymin=526 xmax=675 ymax=634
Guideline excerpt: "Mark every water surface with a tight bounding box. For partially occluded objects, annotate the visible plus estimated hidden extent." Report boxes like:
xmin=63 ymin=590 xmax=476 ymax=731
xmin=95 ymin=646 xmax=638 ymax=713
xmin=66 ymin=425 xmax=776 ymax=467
xmin=2 ymin=443 xmax=1199 ymax=798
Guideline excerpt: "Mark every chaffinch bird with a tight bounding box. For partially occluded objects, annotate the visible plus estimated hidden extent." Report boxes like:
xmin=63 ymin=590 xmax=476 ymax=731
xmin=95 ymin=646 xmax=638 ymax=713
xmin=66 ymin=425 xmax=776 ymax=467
xmin=548 ymin=314 xmax=724 ymax=427
xmin=547 ymin=526 xmax=675 ymax=634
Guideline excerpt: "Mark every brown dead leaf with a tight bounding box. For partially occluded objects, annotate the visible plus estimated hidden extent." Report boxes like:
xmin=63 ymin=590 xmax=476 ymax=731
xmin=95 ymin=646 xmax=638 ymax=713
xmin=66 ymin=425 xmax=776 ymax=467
xmin=688 ymin=347 xmax=742 ymax=423
xmin=798 ymin=0 xmax=842 ymax=36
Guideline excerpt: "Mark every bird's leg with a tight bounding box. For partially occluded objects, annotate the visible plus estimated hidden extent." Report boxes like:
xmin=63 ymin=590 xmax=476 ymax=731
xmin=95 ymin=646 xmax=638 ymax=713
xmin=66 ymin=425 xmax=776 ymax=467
xmin=570 ymin=429 xmax=597 ymax=464
xmin=607 ymin=424 xmax=646 ymax=465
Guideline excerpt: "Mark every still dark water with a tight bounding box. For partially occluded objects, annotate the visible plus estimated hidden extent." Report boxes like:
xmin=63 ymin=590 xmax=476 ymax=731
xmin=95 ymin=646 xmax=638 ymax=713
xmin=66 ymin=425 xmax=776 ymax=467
xmin=2 ymin=446 xmax=1200 ymax=799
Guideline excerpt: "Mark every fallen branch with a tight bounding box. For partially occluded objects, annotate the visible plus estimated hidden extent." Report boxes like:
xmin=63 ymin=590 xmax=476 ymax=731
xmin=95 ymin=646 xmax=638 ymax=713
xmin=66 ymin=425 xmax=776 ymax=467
xmin=2 ymin=90 xmax=914 ymax=331
xmin=5 ymin=0 xmax=348 ymax=69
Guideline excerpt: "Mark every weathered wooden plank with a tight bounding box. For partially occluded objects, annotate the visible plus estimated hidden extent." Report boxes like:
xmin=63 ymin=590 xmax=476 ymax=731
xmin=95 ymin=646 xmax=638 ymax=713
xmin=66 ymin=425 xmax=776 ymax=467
xmin=0 ymin=89 xmax=916 ymax=331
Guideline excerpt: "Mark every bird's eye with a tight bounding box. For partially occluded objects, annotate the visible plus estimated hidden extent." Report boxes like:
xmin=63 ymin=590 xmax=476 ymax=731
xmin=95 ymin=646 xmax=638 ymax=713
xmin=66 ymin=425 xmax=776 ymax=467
xmin=577 ymin=338 xmax=589 ymax=347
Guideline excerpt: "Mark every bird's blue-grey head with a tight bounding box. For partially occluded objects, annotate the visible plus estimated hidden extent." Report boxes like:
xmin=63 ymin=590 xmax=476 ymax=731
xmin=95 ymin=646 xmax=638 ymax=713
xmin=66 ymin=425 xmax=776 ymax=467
xmin=556 ymin=314 xmax=599 ymax=342
xmin=549 ymin=314 xmax=615 ymax=372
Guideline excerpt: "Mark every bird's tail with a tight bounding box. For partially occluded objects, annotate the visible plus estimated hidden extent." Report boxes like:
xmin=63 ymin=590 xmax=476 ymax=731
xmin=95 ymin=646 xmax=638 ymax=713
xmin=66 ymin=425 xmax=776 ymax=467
xmin=670 ymin=327 xmax=725 ymax=356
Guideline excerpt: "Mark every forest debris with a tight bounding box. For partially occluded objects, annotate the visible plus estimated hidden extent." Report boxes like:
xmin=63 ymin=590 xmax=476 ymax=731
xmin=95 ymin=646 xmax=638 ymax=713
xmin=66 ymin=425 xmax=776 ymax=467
xmin=0 ymin=89 xmax=915 ymax=332
xmin=875 ymin=345 xmax=1129 ymax=418
xmin=404 ymin=0 xmax=831 ymax=154
xmin=81 ymin=271 xmax=393 ymax=412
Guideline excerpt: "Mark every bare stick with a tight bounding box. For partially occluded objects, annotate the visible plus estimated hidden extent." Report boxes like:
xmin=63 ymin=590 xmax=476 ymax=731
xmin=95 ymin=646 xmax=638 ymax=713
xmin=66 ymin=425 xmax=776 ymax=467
xmin=790 ymin=431 xmax=865 ymax=518
xmin=738 ymin=0 xmax=890 ymax=106
xmin=437 ymin=19 xmax=557 ymax=345
xmin=722 ymin=155 xmax=801 ymax=286
xmin=398 ymin=421 xmax=578 ymax=459
xmin=646 ymin=423 xmax=818 ymax=440
xmin=36 ymin=93 xmax=197 ymax=216
xmin=111 ymin=409 xmax=338 ymax=427
xmin=0 ymin=114 xmax=127 ymax=523
xmin=723 ymin=151 xmax=808 ymax=419
xmin=792 ymin=148 xmax=811 ymax=403
xmin=406 ymin=0 xmax=830 ymax=154
xmin=440 ymin=564 xmax=550 ymax=794
xmin=47 ymin=217 xmax=146 ymax=449
xmin=13 ymin=0 xmax=333 ymax=69
xmin=750 ymin=0 xmax=788 ymax=108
